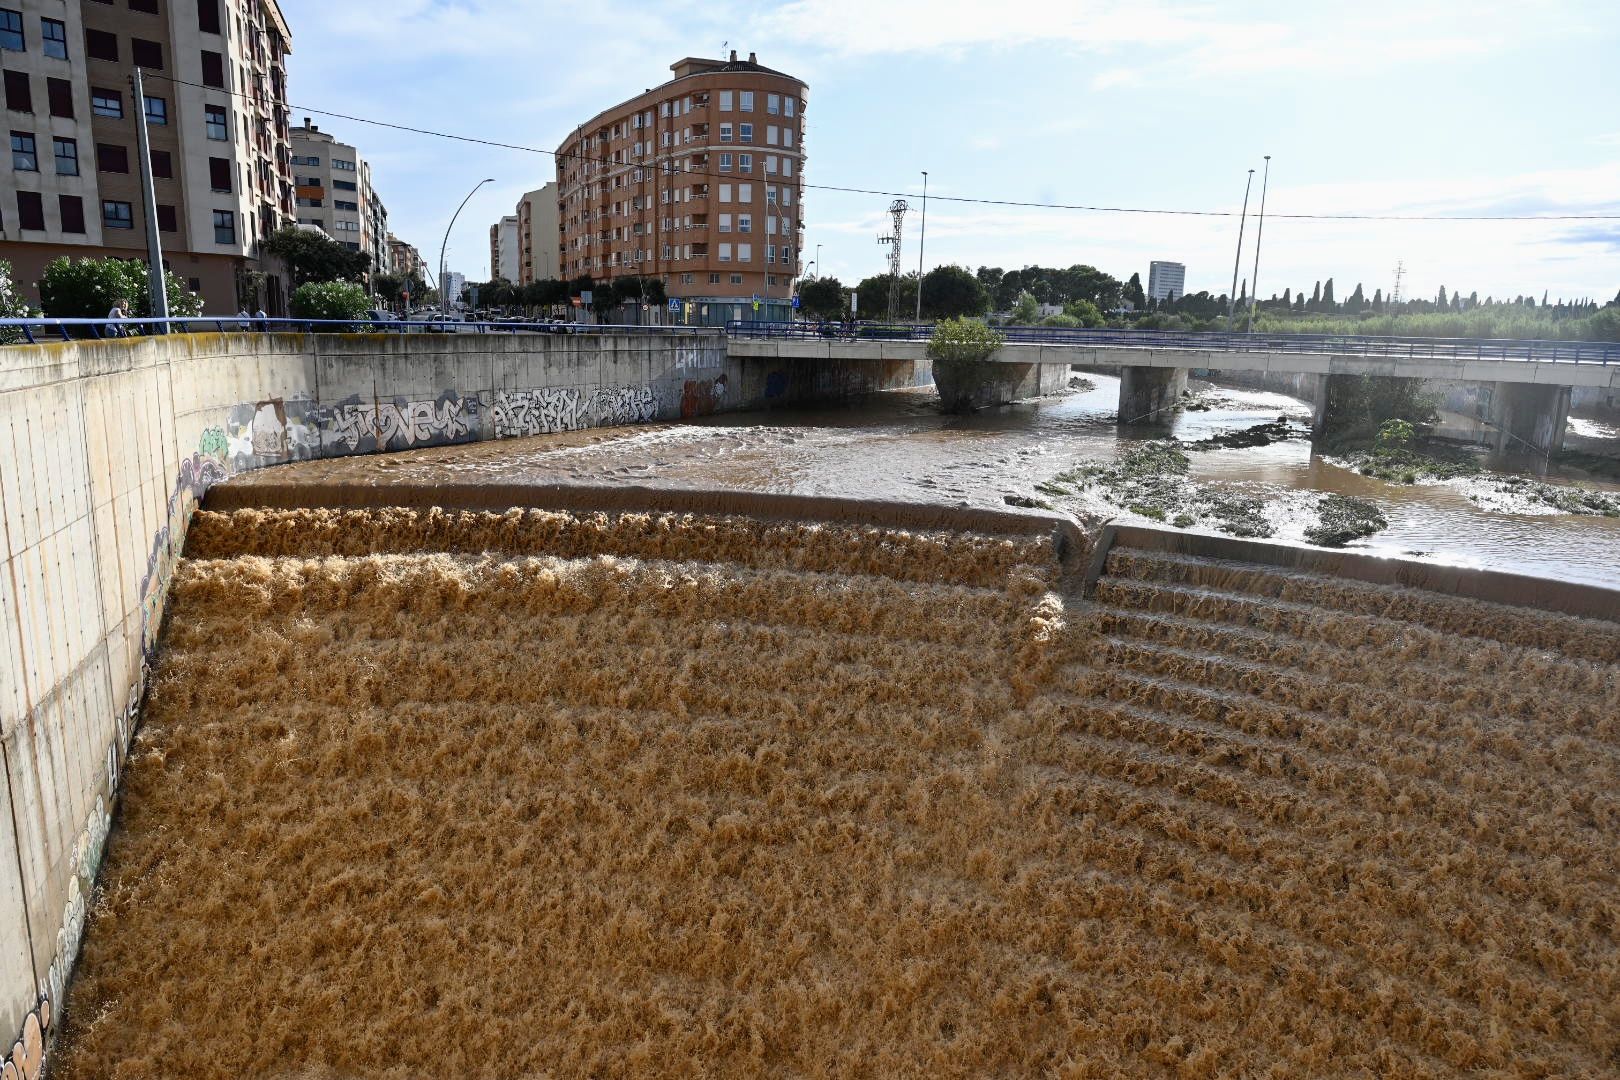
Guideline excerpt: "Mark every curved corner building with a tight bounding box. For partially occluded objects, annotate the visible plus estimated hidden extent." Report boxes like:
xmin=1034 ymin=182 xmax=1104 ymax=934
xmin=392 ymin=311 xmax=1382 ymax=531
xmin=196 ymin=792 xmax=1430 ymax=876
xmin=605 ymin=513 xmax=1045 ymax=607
xmin=556 ymin=51 xmax=806 ymax=324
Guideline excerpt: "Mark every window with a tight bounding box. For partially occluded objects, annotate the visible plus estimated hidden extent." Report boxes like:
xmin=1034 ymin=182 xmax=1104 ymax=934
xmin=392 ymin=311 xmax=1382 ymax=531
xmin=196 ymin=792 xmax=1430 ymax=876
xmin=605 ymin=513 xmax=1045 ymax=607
xmin=96 ymin=143 xmax=128 ymax=172
xmin=719 ymin=122 xmax=732 ymax=143
xmin=765 ymin=125 xmax=778 ymax=146
xmin=681 ymin=273 xmax=693 ymax=285
xmin=718 ymin=152 xmax=731 ymax=171
xmin=208 ymin=156 xmax=230 ymax=191
xmin=719 ymin=90 xmax=733 ymax=111
xmin=52 ymin=136 xmax=76 ymax=174
xmin=197 ymin=0 xmax=220 ymax=34
xmin=741 ymin=91 xmax=755 ymax=112
xmin=92 ymin=89 xmax=121 ymax=118
xmin=40 ymin=18 xmax=65 ymax=58
xmin=731 ymin=273 xmax=743 ymax=285
xmin=332 ymin=179 xmax=356 ymax=191
xmin=58 ymin=194 xmax=84 ymax=233
xmin=782 ymin=158 xmax=792 ymax=177
xmin=766 ymin=186 xmax=777 ymax=206
xmin=131 ymin=37 xmax=162 ymax=69
xmin=0 ymin=8 xmax=21 ymax=51
xmin=212 ymin=208 xmax=234 ymax=244
xmin=718 ymin=213 xmax=731 ymax=233
xmin=719 ymin=242 xmax=731 ymax=262
xmin=738 ymin=183 xmax=752 ymax=202
xmin=768 ymin=275 xmax=778 ymax=287
xmin=332 ymin=158 xmax=355 ymax=171
xmin=10 ymin=130 xmax=34 ymax=170
xmin=765 ymin=155 xmax=777 ymax=175
xmin=659 ymin=100 xmax=669 ymax=117
xmin=4 ymin=70 xmax=29 ymax=112
xmin=767 ymin=244 xmax=777 ymax=262
xmin=144 ymin=95 xmax=166 ymax=124
xmin=739 ymin=153 xmax=752 ymax=174
xmin=102 ymin=200 xmax=133 ymax=229
xmin=335 ymin=219 xmax=359 ymax=231
xmin=738 ymin=214 xmax=752 ymax=234
xmin=767 ymin=93 xmax=780 ymax=115
xmin=149 ymin=148 xmax=170 ymax=177
xmin=739 ymin=123 xmax=752 ymax=143
xmin=200 ymin=49 xmax=224 ymax=87
xmin=204 ymin=103 xmax=226 ymax=139
xmin=782 ymin=187 xmax=792 ymax=206
xmin=709 ymin=273 xmax=721 ymax=284
xmin=783 ymin=127 xmax=794 ymax=148
xmin=155 ymin=203 xmax=177 ymax=231
xmin=46 ymin=78 xmax=71 ymax=117
xmin=784 ymin=97 xmax=796 ymax=117
xmin=85 ymin=28 xmax=117 ymax=61
xmin=15 ymin=189 xmax=41 ymax=229
xmin=719 ymin=184 xmax=731 ymax=202
xmin=130 ymin=0 xmax=159 ymax=12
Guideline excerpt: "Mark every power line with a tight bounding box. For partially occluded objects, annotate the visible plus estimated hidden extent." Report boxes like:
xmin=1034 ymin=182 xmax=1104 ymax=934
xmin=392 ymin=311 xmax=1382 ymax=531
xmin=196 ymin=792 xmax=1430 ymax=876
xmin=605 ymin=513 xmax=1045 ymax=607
xmin=145 ymin=72 xmax=1620 ymax=223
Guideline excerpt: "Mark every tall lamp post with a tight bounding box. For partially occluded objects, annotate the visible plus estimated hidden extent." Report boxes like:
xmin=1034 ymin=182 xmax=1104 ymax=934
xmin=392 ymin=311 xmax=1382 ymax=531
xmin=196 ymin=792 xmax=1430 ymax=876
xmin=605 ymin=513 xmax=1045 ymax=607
xmin=1226 ymin=168 xmax=1254 ymax=323
xmin=914 ymin=171 xmax=928 ymax=321
xmin=1246 ymin=156 xmax=1271 ymax=332
xmin=440 ymin=177 xmax=494 ymax=322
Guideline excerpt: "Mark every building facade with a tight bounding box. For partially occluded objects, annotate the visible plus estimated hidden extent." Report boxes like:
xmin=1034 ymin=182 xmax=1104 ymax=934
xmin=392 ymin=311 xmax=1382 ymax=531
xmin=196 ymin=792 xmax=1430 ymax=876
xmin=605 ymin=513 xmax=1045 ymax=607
xmin=288 ymin=119 xmax=388 ymax=277
xmin=489 ymin=213 xmax=517 ymax=281
xmin=515 ymin=181 xmax=557 ymax=284
xmin=387 ymin=232 xmax=423 ymax=280
xmin=555 ymin=52 xmax=805 ymax=323
xmin=0 ymin=0 xmax=294 ymax=314
xmin=1147 ymin=260 xmax=1186 ymax=302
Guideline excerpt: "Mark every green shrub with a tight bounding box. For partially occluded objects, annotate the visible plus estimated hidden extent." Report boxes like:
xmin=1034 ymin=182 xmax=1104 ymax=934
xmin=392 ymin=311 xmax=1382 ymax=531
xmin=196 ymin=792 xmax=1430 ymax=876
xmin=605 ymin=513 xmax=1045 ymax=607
xmin=0 ymin=259 xmax=31 ymax=343
xmin=1062 ymin=298 xmax=1104 ymax=327
xmin=290 ymin=280 xmax=370 ymax=323
xmin=927 ymin=317 xmax=1005 ymax=413
xmin=1040 ymin=313 xmax=1080 ymax=328
xmin=38 ymin=256 xmax=202 ymax=320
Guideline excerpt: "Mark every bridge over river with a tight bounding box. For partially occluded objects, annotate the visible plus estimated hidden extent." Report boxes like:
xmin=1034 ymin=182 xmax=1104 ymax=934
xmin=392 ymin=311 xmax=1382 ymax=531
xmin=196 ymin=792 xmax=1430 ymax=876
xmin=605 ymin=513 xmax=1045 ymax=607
xmin=728 ymin=322 xmax=1620 ymax=455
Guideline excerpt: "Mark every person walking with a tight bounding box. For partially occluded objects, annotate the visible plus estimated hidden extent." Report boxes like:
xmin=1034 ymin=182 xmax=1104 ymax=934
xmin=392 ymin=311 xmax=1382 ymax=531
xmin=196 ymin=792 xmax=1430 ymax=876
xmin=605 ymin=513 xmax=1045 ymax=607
xmin=105 ymin=298 xmax=130 ymax=337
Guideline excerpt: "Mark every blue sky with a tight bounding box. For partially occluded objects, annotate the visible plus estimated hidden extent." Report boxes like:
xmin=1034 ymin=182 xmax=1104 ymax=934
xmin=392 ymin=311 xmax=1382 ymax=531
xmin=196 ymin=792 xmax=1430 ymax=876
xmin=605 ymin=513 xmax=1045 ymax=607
xmin=280 ymin=0 xmax=1620 ymax=304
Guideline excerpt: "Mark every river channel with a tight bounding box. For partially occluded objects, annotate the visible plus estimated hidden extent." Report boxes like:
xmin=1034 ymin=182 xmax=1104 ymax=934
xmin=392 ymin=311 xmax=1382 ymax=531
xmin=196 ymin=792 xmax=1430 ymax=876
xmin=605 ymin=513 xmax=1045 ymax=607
xmin=236 ymin=375 xmax=1620 ymax=589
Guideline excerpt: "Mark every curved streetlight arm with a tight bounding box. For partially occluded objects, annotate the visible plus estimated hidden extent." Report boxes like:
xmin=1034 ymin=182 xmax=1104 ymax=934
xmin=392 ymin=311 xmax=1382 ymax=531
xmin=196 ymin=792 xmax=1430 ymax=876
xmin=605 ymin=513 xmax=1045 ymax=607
xmin=440 ymin=178 xmax=495 ymax=320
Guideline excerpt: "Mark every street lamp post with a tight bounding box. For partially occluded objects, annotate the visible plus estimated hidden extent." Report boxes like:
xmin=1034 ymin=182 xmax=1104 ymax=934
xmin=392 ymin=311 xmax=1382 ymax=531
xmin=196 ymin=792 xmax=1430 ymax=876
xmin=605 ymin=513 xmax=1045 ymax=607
xmin=1227 ymin=168 xmax=1254 ymax=323
xmin=440 ymin=177 xmax=495 ymax=323
xmin=914 ymin=171 xmax=927 ymax=321
xmin=1246 ymin=156 xmax=1271 ymax=332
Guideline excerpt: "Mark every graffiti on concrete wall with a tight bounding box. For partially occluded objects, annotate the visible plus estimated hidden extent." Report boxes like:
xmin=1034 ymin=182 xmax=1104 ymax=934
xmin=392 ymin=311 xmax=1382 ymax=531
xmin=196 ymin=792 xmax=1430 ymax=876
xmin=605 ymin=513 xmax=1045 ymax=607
xmin=489 ymin=385 xmax=658 ymax=437
xmin=224 ymin=398 xmax=320 ymax=471
xmin=7 ymin=796 xmax=110 ymax=1080
xmin=588 ymin=385 xmax=658 ymax=427
xmin=681 ymin=374 xmax=728 ymax=418
xmin=137 ymin=439 xmax=230 ymax=659
xmin=323 ymin=393 xmax=476 ymax=453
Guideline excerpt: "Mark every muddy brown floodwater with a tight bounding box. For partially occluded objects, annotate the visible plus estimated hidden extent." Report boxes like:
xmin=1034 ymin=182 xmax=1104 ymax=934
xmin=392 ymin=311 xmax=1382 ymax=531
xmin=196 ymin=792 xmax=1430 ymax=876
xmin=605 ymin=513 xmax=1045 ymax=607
xmin=232 ymin=378 xmax=1620 ymax=589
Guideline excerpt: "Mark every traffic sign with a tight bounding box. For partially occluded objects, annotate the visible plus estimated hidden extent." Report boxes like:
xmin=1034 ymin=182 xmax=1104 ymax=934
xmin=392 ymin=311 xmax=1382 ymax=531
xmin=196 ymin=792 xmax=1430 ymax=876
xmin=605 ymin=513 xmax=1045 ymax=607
xmin=668 ymin=298 xmax=681 ymax=311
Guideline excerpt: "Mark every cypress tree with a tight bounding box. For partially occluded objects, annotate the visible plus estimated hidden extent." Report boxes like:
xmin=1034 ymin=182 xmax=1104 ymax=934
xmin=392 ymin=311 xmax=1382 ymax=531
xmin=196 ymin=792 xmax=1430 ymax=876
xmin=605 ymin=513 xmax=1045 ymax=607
xmin=1322 ymin=278 xmax=1335 ymax=307
xmin=1437 ymin=285 xmax=1448 ymax=308
xmin=1311 ymin=280 xmax=1321 ymax=307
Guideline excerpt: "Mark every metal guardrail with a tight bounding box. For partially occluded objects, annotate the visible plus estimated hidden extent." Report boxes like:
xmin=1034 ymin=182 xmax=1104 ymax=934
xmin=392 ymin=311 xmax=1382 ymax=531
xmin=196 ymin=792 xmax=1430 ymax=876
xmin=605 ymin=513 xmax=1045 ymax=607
xmin=725 ymin=320 xmax=1620 ymax=365
xmin=0 ymin=316 xmax=719 ymax=344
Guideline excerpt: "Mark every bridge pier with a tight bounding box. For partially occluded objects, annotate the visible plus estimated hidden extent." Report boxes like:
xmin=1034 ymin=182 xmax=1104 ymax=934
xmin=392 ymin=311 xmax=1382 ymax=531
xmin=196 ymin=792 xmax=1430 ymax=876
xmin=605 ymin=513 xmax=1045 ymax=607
xmin=1117 ymin=366 xmax=1187 ymax=425
xmin=1486 ymin=381 xmax=1570 ymax=458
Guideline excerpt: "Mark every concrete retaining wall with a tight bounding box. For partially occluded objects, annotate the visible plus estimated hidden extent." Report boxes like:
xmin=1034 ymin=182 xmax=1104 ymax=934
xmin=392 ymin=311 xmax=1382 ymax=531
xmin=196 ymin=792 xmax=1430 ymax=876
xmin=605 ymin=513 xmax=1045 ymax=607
xmin=0 ymin=328 xmax=924 ymax=1073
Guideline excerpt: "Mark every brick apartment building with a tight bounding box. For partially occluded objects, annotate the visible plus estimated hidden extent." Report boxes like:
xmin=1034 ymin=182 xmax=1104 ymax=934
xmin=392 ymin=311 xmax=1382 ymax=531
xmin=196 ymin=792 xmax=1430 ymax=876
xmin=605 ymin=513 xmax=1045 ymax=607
xmin=0 ymin=0 xmax=296 ymax=314
xmin=555 ymin=52 xmax=805 ymax=323
xmin=514 ymin=181 xmax=557 ymax=285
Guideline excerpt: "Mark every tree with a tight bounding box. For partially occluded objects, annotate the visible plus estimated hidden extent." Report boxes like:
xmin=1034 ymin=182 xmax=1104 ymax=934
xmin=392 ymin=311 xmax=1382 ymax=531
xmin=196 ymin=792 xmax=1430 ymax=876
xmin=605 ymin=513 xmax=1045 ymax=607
xmin=1062 ymin=298 xmax=1104 ymax=327
xmin=855 ymin=273 xmax=917 ymax=320
xmin=1055 ymin=264 xmax=1123 ymax=310
xmin=1310 ymin=281 xmax=1322 ymax=309
xmin=260 ymin=227 xmax=371 ymax=289
xmin=1124 ymin=272 xmax=1147 ymax=310
xmin=1373 ymin=288 xmax=1383 ymax=312
xmin=921 ymin=265 xmax=989 ymax=319
xmin=1322 ymin=278 xmax=1335 ymax=308
xmin=926 ymin=317 xmax=1004 ymax=413
xmin=1437 ymin=285 xmax=1448 ymax=308
xmin=1011 ymin=290 xmax=1040 ymax=324
xmin=1345 ymin=283 xmax=1365 ymax=313
xmin=0 ymin=259 xmax=33 ymax=343
xmin=38 ymin=256 xmax=202 ymax=319
xmin=797 ymin=275 xmax=845 ymax=320
xmin=289 ymin=280 xmax=370 ymax=321
xmin=1281 ymin=287 xmax=1292 ymax=307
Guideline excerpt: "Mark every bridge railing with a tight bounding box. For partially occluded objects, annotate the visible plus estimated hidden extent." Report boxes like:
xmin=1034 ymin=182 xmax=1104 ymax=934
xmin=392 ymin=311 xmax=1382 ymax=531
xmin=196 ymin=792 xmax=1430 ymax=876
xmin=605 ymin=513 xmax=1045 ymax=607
xmin=0 ymin=316 xmax=719 ymax=344
xmin=726 ymin=320 xmax=1620 ymax=365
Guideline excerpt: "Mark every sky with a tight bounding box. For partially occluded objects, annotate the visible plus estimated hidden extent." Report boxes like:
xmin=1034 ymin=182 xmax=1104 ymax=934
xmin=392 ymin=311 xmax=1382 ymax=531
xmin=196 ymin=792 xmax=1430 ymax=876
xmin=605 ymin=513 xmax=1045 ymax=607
xmin=279 ymin=0 xmax=1620 ymax=305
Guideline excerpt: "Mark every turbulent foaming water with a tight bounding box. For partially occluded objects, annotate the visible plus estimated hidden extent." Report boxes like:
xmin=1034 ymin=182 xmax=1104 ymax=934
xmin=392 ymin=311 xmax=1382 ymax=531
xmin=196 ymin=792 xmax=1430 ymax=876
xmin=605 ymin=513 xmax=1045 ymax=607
xmin=53 ymin=508 xmax=1619 ymax=1078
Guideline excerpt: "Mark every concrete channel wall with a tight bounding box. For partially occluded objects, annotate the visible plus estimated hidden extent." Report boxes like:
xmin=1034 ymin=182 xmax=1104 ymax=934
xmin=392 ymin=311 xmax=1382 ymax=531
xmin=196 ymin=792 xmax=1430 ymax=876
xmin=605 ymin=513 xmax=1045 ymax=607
xmin=0 ymin=329 xmax=927 ymax=1073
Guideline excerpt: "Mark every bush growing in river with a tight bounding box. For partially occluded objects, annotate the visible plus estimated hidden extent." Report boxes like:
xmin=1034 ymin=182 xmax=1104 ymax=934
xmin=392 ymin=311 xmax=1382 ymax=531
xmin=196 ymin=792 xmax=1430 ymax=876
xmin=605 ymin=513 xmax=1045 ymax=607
xmin=927 ymin=317 xmax=1005 ymax=412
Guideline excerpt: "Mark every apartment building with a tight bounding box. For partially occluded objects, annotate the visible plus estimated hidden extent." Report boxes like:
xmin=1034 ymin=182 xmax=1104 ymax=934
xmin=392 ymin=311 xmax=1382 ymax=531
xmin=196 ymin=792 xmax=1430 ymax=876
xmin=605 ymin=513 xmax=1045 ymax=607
xmin=288 ymin=119 xmax=388 ymax=275
xmin=1147 ymin=260 xmax=1186 ymax=302
xmin=0 ymin=0 xmax=294 ymax=314
xmin=555 ymin=52 xmax=806 ymax=323
xmin=515 ymin=181 xmax=557 ymax=284
xmin=489 ymin=212 xmax=516 ymax=281
xmin=387 ymin=231 xmax=423 ymax=278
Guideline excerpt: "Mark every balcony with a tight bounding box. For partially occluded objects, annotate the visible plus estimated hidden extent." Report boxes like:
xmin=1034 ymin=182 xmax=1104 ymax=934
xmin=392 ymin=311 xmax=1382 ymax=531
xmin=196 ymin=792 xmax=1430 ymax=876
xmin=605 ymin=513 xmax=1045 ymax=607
xmin=690 ymin=216 xmax=708 ymax=229
xmin=690 ymin=185 xmax=710 ymax=201
xmin=691 ymin=243 xmax=709 ymax=257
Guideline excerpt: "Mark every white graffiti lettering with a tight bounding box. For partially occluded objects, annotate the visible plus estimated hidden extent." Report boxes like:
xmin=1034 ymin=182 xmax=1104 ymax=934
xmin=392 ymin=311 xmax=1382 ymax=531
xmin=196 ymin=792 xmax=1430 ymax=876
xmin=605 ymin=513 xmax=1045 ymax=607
xmin=327 ymin=398 xmax=471 ymax=451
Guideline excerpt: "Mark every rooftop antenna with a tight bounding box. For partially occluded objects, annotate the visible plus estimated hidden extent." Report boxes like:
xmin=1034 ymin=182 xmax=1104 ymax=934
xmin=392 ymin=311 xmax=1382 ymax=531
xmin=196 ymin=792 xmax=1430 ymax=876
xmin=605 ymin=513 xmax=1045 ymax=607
xmin=877 ymin=199 xmax=909 ymax=321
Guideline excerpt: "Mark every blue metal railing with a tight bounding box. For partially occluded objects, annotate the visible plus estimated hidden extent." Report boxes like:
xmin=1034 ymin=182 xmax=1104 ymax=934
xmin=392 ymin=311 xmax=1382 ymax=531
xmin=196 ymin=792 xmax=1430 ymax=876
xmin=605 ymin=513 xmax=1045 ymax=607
xmin=0 ymin=316 xmax=719 ymax=344
xmin=725 ymin=320 xmax=1620 ymax=365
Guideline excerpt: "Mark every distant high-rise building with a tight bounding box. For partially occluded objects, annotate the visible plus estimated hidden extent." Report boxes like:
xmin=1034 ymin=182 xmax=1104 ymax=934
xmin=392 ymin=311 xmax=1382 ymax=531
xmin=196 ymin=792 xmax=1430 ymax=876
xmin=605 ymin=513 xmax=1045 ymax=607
xmin=289 ymin=120 xmax=388 ymax=278
xmin=555 ymin=51 xmax=807 ymax=323
xmin=440 ymin=269 xmax=464 ymax=307
xmin=489 ymin=214 xmax=518 ymax=282
xmin=515 ymin=183 xmax=559 ymax=284
xmin=0 ymin=0 xmax=296 ymax=313
xmin=1148 ymin=261 xmax=1186 ymax=302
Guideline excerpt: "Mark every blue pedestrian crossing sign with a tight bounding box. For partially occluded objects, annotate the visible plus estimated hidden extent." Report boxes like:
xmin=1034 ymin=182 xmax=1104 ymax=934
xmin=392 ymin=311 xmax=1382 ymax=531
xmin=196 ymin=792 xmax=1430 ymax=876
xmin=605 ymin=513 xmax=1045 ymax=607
xmin=668 ymin=298 xmax=681 ymax=311
xmin=792 ymin=294 xmax=801 ymax=309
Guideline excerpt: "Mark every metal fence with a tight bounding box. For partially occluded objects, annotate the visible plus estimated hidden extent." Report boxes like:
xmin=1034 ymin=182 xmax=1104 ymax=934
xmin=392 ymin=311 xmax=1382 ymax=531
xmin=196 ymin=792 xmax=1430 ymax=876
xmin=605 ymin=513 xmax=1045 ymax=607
xmin=725 ymin=320 xmax=1620 ymax=365
xmin=0 ymin=316 xmax=723 ymax=344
